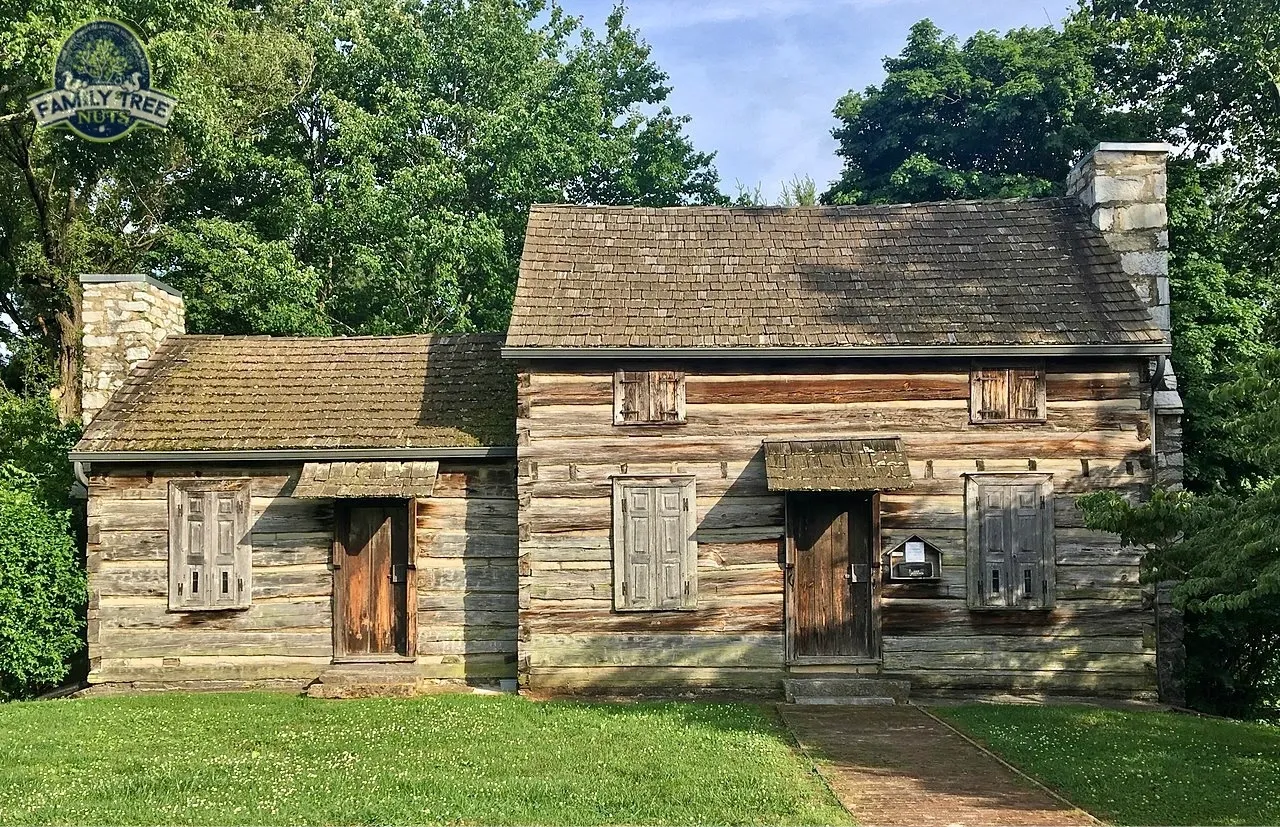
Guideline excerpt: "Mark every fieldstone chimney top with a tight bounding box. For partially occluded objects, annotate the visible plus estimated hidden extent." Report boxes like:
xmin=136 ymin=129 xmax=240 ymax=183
xmin=80 ymin=273 xmax=185 ymax=425
xmin=1065 ymin=142 xmax=1173 ymax=337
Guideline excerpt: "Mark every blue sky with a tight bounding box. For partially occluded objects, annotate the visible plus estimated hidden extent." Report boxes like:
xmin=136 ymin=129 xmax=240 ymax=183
xmin=559 ymin=0 xmax=1077 ymax=200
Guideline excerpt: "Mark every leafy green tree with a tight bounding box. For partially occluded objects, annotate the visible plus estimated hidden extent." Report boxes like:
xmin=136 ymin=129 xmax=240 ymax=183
xmin=0 ymin=0 xmax=314 ymax=419
xmin=153 ymin=0 xmax=723 ymax=337
xmin=1070 ymin=0 xmax=1280 ymax=487
xmin=822 ymin=19 xmax=1107 ymax=204
xmin=3 ymin=0 xmax=723 ymax=415
xmin=1081 ymin=350 xmax=1280 ymax=715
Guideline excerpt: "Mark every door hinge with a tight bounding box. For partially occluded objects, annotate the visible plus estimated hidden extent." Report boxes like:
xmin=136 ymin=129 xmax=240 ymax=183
xmin=683 ymin=497 xmax=690 ymax=512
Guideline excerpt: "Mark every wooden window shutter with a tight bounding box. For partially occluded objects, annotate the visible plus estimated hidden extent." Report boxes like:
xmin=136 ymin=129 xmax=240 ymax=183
xmin=612 ymin=478 xmax=697 ymax=611
xmin=168 ymin=480 xmax=252 ymax=611
xmin=614 ymin=370 xmax=686 ymax=425
xmin=971 ymin=370 xmax=1009 ymax=421
xmin=966 ymin=475 xmax=1055 ymax=610
xmin=1011 ymin=368 xmax=1046 ymax=421
xmin=971 ymin=367 xmax=1045 ymax=422
xmin=649 ymin=371 xmax=687 ymax=423
xmin=614 ymin=370 xmax=647 ymax=424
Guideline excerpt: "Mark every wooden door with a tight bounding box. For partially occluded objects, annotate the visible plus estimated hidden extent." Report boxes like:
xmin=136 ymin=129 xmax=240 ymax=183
xmin=335 ymin=501 xmax=411 ymax=658
xmin=788 ymin=494 xmax=876 ymax=660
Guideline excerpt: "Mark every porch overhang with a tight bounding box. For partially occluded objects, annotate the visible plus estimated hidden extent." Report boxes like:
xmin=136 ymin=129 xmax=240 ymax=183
xmin=293 ymin=460 xmax=440 ymax=498
xmin=764 ymin=438 xmax=912 ymax=492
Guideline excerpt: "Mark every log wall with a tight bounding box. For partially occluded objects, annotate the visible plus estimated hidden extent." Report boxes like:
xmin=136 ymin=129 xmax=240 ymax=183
xmin=86 ymin=461 xmax=517 ymax=689
xmin=515 ymin=358 xmax=1157 ymax=698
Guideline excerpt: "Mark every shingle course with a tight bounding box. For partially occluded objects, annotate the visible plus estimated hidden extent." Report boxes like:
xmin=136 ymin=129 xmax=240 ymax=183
xmin=77 ymin=334 xmax=515 ymax=452
xmin=508 ymin=200 xmax=1164 ymax=348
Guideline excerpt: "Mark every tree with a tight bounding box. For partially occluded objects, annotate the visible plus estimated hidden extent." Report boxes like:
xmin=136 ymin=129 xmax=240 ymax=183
xmin=71 ymin=38 xmax=129 ymax=84
xmin=152 ymin=0 xmax=723 ymax=337
xmin=0 ymin=0 xmax=315 ymax=420
xmin=730 ymin=175 xmax=817 ymax=207
xmin=1070 ymin=0 xmax=1280 ymax=487
xmin=822 ymin=19 xmax=1109 ymax=205
xmin=2 ymin=0 xmax=724 ymax=416
xmin=1081 ymin=350 xmax=1280 ymax=715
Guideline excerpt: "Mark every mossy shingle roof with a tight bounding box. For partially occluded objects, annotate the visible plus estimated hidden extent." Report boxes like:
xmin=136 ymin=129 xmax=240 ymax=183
xmin=76 ymin=334 xmax=515 ymax=452
xmin=507 ymin=200 xmax=1166 ymax=349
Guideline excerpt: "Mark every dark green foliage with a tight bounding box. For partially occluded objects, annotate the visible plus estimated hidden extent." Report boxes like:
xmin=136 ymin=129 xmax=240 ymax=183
xmin=1081 ymin=351 xmax=1280 ymax=715
xmin=0 ymin=393 xmax=82 ymax=512
xmin=1165 ymin=162 xmax=1278 ymax=488
xmin=822 ymin=19 xmax=1106 ymax=204
xmin=1183 ymin=605 xmax=1280 ymax=718
xmin=146 ymin=0 xmax=724 ymax=337
xmin=158 ymin=219 xmax=332 ymax=336
xmin=0 ymin=394 xmax=84 ymax=699
xmin=0 ymin=479 xmax=85 ymax=700
xmin=2 ymin=0 xmax=724 ymax=404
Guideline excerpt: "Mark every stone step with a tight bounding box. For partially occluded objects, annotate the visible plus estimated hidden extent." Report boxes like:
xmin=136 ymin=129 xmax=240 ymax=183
xmin=791 ymin=695 xmax=898 ymax=706
xmin=784 ymin=676 xmax=911 ymax=705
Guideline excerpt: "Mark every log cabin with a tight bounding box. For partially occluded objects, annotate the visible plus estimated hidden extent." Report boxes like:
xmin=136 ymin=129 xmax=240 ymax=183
xmin=72 ymin=322 xmax=519 ymax=695
xmin=503 ymin=142 xmax=1184 ymax=701
xmin=71 ymin=142 xmax=1184 ymax=701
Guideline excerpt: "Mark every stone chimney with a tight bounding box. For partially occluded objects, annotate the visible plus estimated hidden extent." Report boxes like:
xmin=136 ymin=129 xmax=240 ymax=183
xmin=80 ymin=274 xmax=185 ymax=424
xmin=1066 ymin=142 xmax=1173 ymax=336
xmin=1066 ymin=142 xmax=1183 ymax=488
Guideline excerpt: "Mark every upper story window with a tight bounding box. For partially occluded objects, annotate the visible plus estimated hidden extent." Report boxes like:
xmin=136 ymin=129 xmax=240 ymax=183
xmin=614 ymin=370 xmax=686 ymax=425
xmin=970 ymin=366 xmax=1046 ymax=423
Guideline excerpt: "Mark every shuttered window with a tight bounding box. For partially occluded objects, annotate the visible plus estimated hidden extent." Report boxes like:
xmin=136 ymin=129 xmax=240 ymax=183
xmin=168 ymin=479 xmax=252 ymax=611
xmin=965 ymin=475 xmax=1055 ymax=610
xmin=614 ymin=370 xmax=686 ymax=424
xmin=611 ymin=477 xmax=697 ymax=611
xmin=970 ymin=366 xmax=1045 ymax=422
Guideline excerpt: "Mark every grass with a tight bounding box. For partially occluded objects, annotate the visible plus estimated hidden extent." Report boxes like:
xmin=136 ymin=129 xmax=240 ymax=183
xmin=933 ymin=703 xmax=1280 ymax=826
xmin=0 ymin=692 xmax=851 ymax=826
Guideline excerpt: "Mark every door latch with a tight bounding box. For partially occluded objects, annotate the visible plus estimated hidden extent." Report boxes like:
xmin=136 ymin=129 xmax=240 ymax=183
xmin=390 ymin=565 xmax=408 ymax=584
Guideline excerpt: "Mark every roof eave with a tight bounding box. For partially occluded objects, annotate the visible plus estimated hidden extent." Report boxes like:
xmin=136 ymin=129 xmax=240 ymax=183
xmin=501 ymin=343 xmax=1172 ymax=360
xmin=68 ymin=446 xmax=517 ymax=463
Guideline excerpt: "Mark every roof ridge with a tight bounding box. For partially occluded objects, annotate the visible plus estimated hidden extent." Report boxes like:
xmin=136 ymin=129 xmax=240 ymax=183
xmin=529 ymin=197 xmax=1070 ymax=214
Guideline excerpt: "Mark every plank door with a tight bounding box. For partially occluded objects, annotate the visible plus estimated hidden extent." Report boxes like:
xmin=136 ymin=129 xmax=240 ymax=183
xmin=334 ymin=501 xmax=412 ymax=658
xmin=788 ymin=494 xmax=876 ymax=660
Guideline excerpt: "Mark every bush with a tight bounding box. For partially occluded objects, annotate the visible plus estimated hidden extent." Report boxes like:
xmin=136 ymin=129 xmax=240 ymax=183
xmin=1185 ymin=603 xmax=1280 ymax=718
xmin=0 ymin=476 xmax=86 ymax=699
xmin=0 ymin=392 xmax=81 ymax=511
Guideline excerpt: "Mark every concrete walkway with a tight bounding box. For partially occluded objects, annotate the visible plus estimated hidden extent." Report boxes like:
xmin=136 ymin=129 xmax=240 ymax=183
xmin=780 ymin=705 xmax=1098 ymax=827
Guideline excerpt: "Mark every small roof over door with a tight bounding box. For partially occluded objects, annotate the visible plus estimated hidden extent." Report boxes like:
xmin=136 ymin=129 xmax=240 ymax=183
xmin=764 ymin=438 xmax=912 ymax=492
xmin=293 ymin=461 xmax=439 ymax=498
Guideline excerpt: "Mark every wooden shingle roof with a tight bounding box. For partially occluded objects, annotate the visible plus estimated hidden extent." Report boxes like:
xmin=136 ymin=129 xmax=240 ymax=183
xmin=507 ymin=200 xmax=1166 ymax=350
xmin=77 ymin=334 xmax=515 ymax=452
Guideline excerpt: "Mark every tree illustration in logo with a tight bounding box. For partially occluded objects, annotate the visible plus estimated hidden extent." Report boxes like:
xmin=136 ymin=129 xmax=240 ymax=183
xmin=70 ymin=38 xmax=128 ymax=84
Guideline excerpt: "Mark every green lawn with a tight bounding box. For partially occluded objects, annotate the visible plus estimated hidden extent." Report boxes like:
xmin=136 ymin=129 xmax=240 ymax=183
xmin=934 ymin=703 xmax=1280 ymax=826
xmin=0 ymin=692 xmax=851 ymax=826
